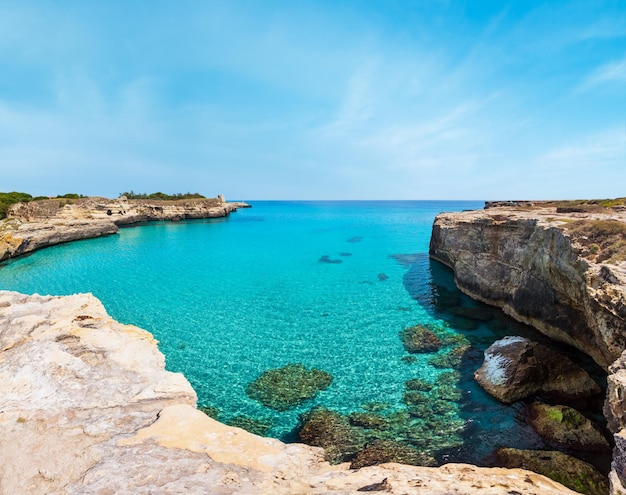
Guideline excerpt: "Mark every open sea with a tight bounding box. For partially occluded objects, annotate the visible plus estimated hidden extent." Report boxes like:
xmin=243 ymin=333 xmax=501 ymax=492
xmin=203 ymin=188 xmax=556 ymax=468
xmin=0 ymin=200 xmax=603 ymax=465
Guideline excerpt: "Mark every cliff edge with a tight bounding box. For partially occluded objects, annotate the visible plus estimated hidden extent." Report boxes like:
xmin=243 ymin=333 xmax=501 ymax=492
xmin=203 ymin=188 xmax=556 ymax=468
xmin=0 ymin=290 xmax=576 ymax=494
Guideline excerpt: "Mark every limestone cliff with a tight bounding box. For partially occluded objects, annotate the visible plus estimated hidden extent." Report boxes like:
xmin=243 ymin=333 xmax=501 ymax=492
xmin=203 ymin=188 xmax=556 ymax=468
xmin=0 ymin=196 xmax=248 ymax=262
xmin=0 ymin=291 xmax=577 ymax=495
xmin=430 ymin=206 xmax=626 ymax=369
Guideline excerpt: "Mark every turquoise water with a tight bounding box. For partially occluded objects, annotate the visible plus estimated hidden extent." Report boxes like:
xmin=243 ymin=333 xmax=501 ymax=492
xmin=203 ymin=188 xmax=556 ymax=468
xmin=1 ymin=200 xmax=586 ymax=463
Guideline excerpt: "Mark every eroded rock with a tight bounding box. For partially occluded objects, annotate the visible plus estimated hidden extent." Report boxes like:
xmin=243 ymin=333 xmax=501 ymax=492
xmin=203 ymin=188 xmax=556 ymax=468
xmin=474 ymin=336 xmax=601 ymax=404
xmin=527 ymin=403 xmax=610 ymax=453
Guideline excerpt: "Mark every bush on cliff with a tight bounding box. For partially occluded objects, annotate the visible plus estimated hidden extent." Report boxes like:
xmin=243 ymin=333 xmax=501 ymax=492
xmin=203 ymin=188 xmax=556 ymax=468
xmin=120 ymin=191 xmax=206 ymax=200
xmin=0 ymin=192 xmax=33 ymax=219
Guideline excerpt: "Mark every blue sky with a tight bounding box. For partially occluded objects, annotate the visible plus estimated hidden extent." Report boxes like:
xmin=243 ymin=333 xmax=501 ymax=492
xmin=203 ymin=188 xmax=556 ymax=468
xmin=1 ymin=1 xmax=625 ymax=200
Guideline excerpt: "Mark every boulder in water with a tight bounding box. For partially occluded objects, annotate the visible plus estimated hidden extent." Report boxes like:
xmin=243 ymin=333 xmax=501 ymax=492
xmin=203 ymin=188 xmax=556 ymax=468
xmin=474 ymin=337 xmax=601 ymax=405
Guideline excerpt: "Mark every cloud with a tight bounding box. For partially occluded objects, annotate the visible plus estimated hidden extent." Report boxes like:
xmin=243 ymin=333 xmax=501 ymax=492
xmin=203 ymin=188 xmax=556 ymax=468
xmin=580 ymin=56 xmax=626 ymax=91
xmin=537 ymin=127 xmax=626 ymax=170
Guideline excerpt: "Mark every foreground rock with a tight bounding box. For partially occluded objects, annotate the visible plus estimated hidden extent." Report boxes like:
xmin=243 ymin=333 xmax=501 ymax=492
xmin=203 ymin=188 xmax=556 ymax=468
xmin=474 ymin=336 xmax=601 ymax=404
xmin=0 ymin=290 xmax=579 ymax=494
xmin=497 ymin=448 xmax=609 ymax=495
xmin=0 ymin=195 xmax=248 ymax=262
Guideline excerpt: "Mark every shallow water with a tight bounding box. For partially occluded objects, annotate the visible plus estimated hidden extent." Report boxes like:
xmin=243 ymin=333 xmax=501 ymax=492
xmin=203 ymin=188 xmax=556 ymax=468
xmin=0 ymin=201 xmax=602 ymax=464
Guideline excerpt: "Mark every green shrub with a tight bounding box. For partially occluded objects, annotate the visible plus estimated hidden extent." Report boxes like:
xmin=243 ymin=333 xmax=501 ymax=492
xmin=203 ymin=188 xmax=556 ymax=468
xmin=0 ymin=192 xmax=33 ymax=219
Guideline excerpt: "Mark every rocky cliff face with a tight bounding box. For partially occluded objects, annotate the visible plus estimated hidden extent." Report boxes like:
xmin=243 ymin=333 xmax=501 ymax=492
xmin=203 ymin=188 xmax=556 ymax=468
xmin=430 ymin=207 xmax=626 ymax=369
xmin=0 ymin=196 xmax=248 ymax=262
xmin=430 ymin=204 xmax=626 ymax=495
xmin=0 ymin=291 xmax=578 ymax=494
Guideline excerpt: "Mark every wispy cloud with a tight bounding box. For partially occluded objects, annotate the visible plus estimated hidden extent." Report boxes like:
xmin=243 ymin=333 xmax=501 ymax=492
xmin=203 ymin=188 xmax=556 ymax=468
xmin=579 ymin=56 xmax=626 ymax=91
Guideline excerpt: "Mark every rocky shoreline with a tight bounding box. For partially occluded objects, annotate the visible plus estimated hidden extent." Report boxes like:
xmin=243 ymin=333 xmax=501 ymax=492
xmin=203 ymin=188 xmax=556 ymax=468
xmin=0 ymin=195 xmax=250 ymax=262
xmin=430 ymin=202 xmax=626 ymax=494
xmin=0 ymin=290 xmax=579 ymax=494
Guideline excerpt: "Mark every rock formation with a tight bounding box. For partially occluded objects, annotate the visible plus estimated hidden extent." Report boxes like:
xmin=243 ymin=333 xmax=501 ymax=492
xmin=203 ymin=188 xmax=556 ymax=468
xmin=430 ymin=202 xmax=626 ymax=495
xmin=474 ymin=336 xmax=601 ymax=404
xmin=0 ymin=196 xmax=249 ymax=262
xmin=0 ymin=290 xmax=578 ymax=494
xmin=430 ymin=206 xmax=626 ymax=370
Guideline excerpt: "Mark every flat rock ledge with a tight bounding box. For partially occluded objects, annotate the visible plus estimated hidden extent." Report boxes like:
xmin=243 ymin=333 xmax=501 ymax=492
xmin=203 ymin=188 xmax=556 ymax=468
xmin=0 ymin=290 xmax=577 ymax=495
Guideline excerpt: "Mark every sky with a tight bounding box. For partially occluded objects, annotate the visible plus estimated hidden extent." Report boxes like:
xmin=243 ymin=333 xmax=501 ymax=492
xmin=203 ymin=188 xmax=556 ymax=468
xmin=0 ymin=1 xmax=625 ymax=200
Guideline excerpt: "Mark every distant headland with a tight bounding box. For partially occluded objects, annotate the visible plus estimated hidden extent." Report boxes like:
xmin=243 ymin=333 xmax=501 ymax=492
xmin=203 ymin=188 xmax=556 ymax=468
xmin=0 ymin=192 xmax=250 ymax=262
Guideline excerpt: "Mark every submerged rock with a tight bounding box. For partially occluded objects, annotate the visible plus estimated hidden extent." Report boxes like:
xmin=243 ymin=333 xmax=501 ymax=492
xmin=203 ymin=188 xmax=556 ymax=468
xmin=474 ymin=336 xmax=601 ymax=405
xmin=527 ymin=403 xmax=610 ymax=453
xmin=319 ymin=255 xmax=342 ymax=264
xmin=496 ymin=448 xmax=609 ymax=495
xmin=350 ymin=440 xmax=436 ymax=469
xmin=404 ymin=378 xmax=434 ymax=392
xmin=199 ymin=406 xmax=220 ymax=419
xmin=227 ymin=415 xmax=273 ymax=436
xmin=297 ymin=408 xmax=365 ymax=464
xmin=399 ymin=325 xmax=442 ymax=353
xmin=429 ymin=345 xmax=481 ymax=369
xmin=349 ymin=412 xmax=390 ymax=430
xmin=246 ymin=363 xmax=333 ymax=411
xmin=378 ymin=273 xmax=389 ymax=281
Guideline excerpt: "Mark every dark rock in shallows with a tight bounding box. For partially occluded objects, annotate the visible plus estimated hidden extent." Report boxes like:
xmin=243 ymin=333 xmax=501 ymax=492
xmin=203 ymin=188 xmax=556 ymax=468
xmin=527 ymin=403 xmax=610 ymax=453
xmin=348 ymin=412 xmax=390 ymax=430
xmin=246 ymin=363 xmax=333 ymax=411
xmin=319 ymin=255 xmax=342 ymax=264
xmin=399 ymin=325 xmax=442 ymax=354
xmin=474 ymin=336 xmax=601 ymax=405
xmin=350 ymin=440 xmax=436 ymax=469
xmin=347 ymin=236 xmax=363 ymax=243
xmin=297 ymin=408 xmax=365 ymax=464
xmin=496 ymin=448 xmax=609 ymax=495
xmin=378 ymin=273 xmax=389 ymax=281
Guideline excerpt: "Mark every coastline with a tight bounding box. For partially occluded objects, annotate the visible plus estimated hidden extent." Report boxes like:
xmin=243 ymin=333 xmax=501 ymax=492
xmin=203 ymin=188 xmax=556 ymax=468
xmin=0 ymin=196 xmax=250 ymax=263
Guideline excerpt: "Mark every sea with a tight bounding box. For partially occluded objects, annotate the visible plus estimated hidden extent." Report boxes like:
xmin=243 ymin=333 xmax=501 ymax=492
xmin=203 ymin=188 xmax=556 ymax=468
xmin=0 ymin=200 xmax=603 ymax=465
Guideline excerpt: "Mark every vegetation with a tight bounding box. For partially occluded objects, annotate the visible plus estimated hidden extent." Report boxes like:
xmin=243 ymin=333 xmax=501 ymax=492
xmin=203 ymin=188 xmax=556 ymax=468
xmin=120 ymin=191 xmax=206 ymax=200
xmin=0 ymin=192 xmax=33 ymax=219
xmin=564 ymin=219 xmax=626 ymax=263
